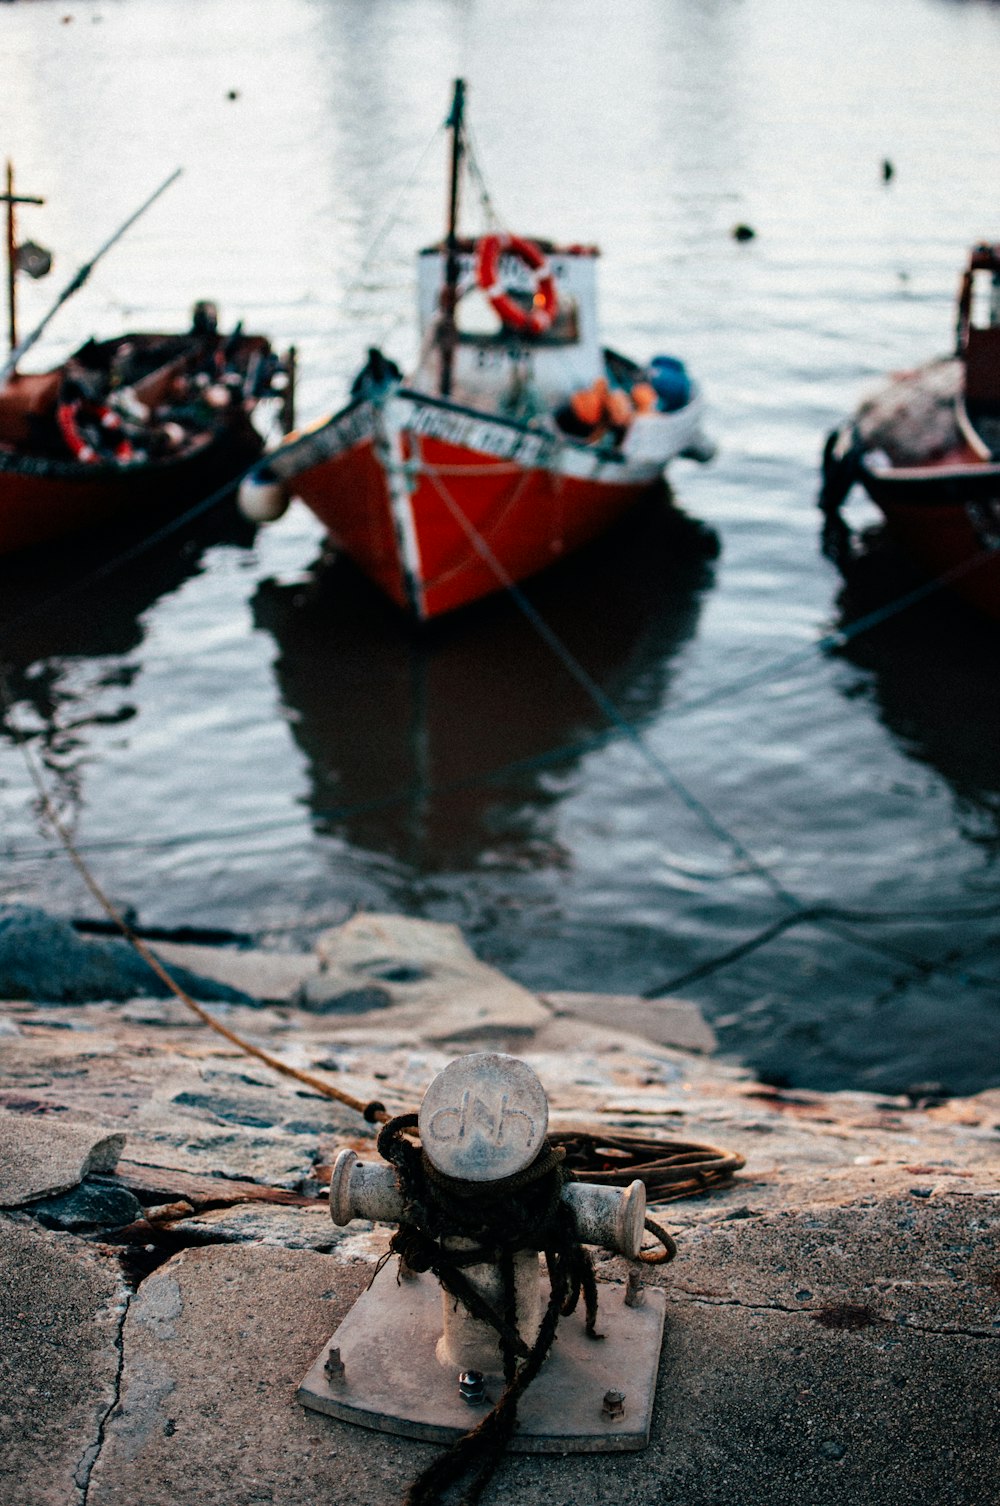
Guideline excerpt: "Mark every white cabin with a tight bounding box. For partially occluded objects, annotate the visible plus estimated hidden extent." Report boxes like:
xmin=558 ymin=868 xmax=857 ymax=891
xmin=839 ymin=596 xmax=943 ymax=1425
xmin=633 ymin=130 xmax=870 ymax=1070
xmin=411 ymin=240 xmax=607 ymax=415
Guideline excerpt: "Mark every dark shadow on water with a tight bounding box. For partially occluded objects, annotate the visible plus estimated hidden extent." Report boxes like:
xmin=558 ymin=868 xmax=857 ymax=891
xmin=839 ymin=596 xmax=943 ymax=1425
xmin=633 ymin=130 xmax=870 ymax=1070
xmin=252 ymin=496 xmax=717 ymax=870
xmin=694 ymin=516 xmax=1000 ymax=1101
xmin=0 ymin=505 xmax=255 ymax=751
xmin=825 ymin=523 xmax=1000 ymax=852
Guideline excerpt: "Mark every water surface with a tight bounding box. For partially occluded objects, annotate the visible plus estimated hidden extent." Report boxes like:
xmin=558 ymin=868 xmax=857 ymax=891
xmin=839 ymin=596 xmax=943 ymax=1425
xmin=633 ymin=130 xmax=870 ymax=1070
xmin=2 ymin=0 xmax=999 ymax=1094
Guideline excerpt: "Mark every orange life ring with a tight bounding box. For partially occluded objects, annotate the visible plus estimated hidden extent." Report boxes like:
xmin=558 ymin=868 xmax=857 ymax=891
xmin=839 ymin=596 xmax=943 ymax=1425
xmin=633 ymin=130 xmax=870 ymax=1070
xmin=475 ymin=233 xmax=560 ymax=337
xmin=57 ymin=400 xmax=135 ymax=465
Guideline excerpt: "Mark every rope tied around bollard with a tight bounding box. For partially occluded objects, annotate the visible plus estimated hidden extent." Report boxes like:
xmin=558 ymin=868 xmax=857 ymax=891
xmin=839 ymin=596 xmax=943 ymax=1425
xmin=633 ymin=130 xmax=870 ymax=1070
xmin=376 ymin=1112 xmax=610 ymax=1506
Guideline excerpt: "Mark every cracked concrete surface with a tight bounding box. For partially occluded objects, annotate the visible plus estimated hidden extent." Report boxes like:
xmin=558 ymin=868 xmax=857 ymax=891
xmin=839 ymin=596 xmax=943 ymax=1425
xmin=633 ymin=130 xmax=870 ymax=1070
xmin=76 ymin=1288 xmax=131 ymax=1506
xmin=2 ymin=912 xmax=999 ymax=1504
xmin=0 ymin=1217 xmax=130 ymax=1506
xmin=83 ymin=1249 xmax=1000 ymax=1506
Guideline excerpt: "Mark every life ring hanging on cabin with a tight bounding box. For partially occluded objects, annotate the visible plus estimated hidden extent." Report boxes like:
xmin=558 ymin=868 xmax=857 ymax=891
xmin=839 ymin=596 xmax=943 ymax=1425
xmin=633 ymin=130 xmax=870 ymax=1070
xmin=56 ymin=399 xmax=135 ymax=465
xmin=475 ymin=233 xmax=560 ymax=337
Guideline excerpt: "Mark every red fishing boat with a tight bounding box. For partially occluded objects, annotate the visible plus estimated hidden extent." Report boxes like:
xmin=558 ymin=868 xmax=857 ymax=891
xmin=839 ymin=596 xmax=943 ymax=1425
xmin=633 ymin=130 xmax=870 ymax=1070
xmin=0 ymin=166 xmax=294 ymax=558
xmin=239 ymin=82 xmax=713 ymax=621
xmin=821 ymin=243 xmax=1000 ymax=620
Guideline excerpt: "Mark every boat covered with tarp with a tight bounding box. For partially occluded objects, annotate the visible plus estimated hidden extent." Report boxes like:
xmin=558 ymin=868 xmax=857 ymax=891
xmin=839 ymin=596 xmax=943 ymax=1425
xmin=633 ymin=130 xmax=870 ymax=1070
xmin=821 ymin=242 xmax=1000 ymax=620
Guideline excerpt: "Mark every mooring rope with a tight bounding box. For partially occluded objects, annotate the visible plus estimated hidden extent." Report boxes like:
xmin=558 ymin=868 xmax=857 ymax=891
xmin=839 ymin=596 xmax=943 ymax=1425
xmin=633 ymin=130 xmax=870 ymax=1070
xmin=0 ymin=666 xmax=394 ymax=1123
xmin=0 ymin=662 xmax=748 ymax=1205
xmin=423 ymin=467 xmax=1000 ymax=995
xmin=644 ymin=900 xmax=1000 ymax=998
xmin=425 ymin=469 xmax=799 ymax=906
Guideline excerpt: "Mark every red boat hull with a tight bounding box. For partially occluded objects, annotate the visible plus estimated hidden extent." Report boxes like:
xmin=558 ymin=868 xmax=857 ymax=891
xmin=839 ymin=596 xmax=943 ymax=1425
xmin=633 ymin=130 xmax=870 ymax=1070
xmin=824 ymin=419 xmax=1000 ymax=621
xmin=293 ymin=431 xmax=661 ymax=619
xmin=868 ymin=484 xmax=1000 ymax=620
xmin=0 ymin=427 xmax=263 ymax=557
xmin=0 ymin=326 xmax=290 ymax=558
xmin=846 ymin=441 xmax=1000 ymax=620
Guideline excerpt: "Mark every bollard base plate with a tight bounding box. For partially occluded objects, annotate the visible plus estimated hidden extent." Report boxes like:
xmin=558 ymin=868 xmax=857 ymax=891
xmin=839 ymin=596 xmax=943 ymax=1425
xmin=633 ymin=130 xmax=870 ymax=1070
xmin=298 ymin=1257 xmax=666 ymax=1453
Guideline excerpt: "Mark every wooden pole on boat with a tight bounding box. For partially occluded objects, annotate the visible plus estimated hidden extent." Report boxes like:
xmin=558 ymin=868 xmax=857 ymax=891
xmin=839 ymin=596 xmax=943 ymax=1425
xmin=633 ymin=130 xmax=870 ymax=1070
xmin=2 ymin=162 xmax=45 ymax=369
xmin=0 ymin=166 xmax=182 ymax=387
xmin=439 ymin=78 xmax=466 ymax=399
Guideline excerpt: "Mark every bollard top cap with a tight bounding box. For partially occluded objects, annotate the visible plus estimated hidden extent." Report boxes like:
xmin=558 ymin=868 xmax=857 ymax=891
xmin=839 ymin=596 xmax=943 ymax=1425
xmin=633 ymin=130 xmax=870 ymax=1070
xmin=418 ymin=1052 xmax=549 ymax=1182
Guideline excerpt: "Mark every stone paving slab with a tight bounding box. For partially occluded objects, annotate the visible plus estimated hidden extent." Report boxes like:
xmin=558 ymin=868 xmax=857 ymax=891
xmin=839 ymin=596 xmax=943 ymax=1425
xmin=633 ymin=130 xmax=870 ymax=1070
xmin=307 ymin=912 xmax=550 ymax=1038
xmin=543 ymin=989 xmax=717 ymax=1053
xmin=149 ymin=941 xmax=321 ymax=1004
xmin=82 ymin=1241 xmax=1000 ymax=1506
xmin=170 ymin=1202 xmax=348 ymax=1251
xmin=0 ymin=1216 xmax=128 ymax=1506
xmin=502 ymin=1301 xmax=999 ymax=1506
xmin=0 ymin=1107 xmax=124 ymax=1206
xmin=663 ymin=1192 xmax=1000 ymax=1336
xmin=87 ymin=1244 xmax=418 ymax=1506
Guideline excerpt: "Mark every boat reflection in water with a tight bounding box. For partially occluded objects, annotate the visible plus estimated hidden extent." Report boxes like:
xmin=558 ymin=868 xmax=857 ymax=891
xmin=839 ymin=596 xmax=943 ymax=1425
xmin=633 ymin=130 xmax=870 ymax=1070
xmin=0 ymin=508 xmax=254 ymax=768
xmin=252 ymin=492 xmax=717 ymax=870
xmin=827 ymin=540 xmax=1000 ymax=852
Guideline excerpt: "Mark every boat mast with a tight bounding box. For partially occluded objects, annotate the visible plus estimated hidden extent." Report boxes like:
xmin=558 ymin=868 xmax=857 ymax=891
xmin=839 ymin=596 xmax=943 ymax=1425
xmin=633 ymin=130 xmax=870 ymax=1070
xmin=0 ymin=166 xmax=182 ymax=389
xmin=2 ymin=161 xmax=45 ymax=371
xmin=439 ymin=78 xmax=466 ymax=399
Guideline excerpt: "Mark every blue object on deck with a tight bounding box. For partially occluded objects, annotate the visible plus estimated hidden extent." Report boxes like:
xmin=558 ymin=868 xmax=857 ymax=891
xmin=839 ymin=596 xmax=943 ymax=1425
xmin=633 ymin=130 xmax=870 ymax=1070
xmin=648 ymin=355 xmax=691 ymax=412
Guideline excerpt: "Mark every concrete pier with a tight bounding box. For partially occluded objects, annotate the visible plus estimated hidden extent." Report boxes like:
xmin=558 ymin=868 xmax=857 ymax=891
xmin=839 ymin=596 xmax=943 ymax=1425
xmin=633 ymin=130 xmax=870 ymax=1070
xmin=1 ymin=910 xmax=997 ymax=1505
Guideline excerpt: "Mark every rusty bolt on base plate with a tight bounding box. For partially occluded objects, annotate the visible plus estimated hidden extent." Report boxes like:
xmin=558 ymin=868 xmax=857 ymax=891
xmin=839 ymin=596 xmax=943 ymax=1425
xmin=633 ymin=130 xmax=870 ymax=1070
xmin=324 ymin=1346 xmax=345 ymax=1383
xmin=459 ymin=1370 xmax=487 ymax=1405
xmin=602 ymin=1390 xmax=625 ymax=1420
xmin=624 ymin=1269 xmax=645 ymax=1308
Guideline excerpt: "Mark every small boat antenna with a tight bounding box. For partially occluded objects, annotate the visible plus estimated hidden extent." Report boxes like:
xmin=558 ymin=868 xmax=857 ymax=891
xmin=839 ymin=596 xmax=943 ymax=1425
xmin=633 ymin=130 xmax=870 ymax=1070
xmin=0 ymin=166 xmax=182 ymax=388
xmin=1 ymin=161 xmax=45 ymax=372
xmin=439 ymin=78 xmax=466 ymax=398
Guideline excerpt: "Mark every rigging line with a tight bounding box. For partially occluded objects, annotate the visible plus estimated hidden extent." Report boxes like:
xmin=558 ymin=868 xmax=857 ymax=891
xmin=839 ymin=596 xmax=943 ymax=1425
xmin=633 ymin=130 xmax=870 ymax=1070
xmin=644 ymin=909 xmax=827 ymax=995
xmin=0 ymin=434 xmax=991 ymax=743
xmin=425 ymin=467 xmax=799 ymax=908
xmin=0 ymin=490 xmax=994 ymax=995
xmin=421 ymin=465 xmax=535 ymax=595
xmin=462 ymin=123 xmax=504 ymax=231
xmin=6 ymin=534 xmax=997 ymax=865
xmin=664 ymin=544 xmax=1000 ymax=723
xmin=422 ymin=468 xmax=1000 ymax=991
xmin=817 ymin=915 xmax=1000 ymax=992
xmin=0 ymin=662 xmax=401 ymax=1125
xmin=4 ymin=509 xmax=991 ymax=749
xmin=339 ymin=122 xmax=446 ymax=313
xmin=644 ymin=904 xmax=1000 ymax=998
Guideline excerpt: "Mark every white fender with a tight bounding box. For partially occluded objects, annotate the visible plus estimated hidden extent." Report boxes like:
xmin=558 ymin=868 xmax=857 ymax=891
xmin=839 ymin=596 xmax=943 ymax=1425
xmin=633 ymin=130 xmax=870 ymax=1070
xmin=238 ymin=470 xmax=290 ymax=523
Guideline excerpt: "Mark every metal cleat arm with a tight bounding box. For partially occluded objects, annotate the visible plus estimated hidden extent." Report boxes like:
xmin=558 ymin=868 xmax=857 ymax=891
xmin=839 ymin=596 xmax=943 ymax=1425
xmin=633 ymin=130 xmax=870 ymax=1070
xmin=328 ymin=1147 xmax=647 ymax=1259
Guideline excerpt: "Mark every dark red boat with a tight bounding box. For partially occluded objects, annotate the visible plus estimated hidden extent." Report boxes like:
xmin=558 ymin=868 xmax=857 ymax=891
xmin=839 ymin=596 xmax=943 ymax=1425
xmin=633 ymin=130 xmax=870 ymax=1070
xmin=239 ymin=82 xmax=713 ymax=621
xmin=0 ymin=166 xmax=294 ymax=558
xmin=0 ymin=321 xmax=293 ymax=556
xmin=821 ymin=243 xmax=1000 ymax=620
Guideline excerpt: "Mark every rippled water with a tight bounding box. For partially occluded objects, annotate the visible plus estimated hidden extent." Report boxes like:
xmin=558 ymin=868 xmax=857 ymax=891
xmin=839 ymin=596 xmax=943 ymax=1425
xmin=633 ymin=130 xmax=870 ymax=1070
xmin=2 ymin=0 xmax=999 ymax=1094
